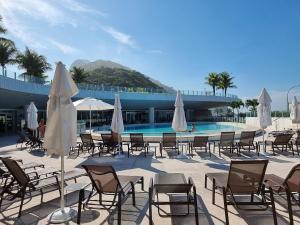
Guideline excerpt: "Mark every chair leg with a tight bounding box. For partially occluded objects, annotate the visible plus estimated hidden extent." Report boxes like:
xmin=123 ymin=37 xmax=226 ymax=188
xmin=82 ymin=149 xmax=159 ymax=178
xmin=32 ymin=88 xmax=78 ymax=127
xmin=212 ymin=178 xmax=216 ymax=204
xmin=117 ymin=192 xmax=122 ymax=225
xmin=149 ymin=189 xmax=153 ymax=225
xmin=193 ymin=186 xmax=199 ymax=225
xmin=130 ymin=182 xmax=136 ymax=206
xmin=18 ymin=190 xmax=26 ymax=217
xmin=270 ymin=188 xmax=278 ymax=225
xmin=286 ymin=190 xmax=294 ymax=225
xmin=204 ymin=174 xmax=208 ymax=189
xmin=222 ymin=188 xmax=229 ymax=225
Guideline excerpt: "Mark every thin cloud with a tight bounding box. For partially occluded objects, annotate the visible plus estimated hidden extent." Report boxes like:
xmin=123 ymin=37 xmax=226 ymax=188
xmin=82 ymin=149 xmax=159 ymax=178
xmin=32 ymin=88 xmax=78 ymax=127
xmin=148 ymin=49 xmax=164 ymax=54
xmin=49 ymin=39 xmax=79 ymax=54
xmin=60 ymin=0 xmax=108 ymax=16
xmin=101 ymin=26 xmax=136 ymax=48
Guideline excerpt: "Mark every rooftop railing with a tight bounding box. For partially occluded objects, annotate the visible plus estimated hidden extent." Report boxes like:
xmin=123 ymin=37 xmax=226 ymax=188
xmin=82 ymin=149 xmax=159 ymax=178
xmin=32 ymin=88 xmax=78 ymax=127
xmin=1 ymin=70 xmax=238 ymax=98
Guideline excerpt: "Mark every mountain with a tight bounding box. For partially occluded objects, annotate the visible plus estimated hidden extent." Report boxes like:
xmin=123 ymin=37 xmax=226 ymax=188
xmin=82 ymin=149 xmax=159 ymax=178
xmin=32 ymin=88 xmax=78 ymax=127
xmin=70 ymin=59 xmax=175 ymax=93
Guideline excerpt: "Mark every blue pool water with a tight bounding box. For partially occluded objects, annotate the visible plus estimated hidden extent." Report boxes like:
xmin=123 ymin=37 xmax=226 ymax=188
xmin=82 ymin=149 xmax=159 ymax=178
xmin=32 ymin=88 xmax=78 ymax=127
xmin=123 ymin=123 xmax=242 ymax=136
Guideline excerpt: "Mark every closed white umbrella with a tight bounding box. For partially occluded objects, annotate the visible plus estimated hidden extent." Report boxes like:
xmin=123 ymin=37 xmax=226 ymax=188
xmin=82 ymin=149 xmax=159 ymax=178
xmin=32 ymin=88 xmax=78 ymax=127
xmin=172 ymin=91 xmax=187 ymax=132
xmin=111 ymin=94 xmax=124 ymax=158
xmin=172 ymin=91 xmax=188 ymax=158
xmin=44 ymin=62 xmax=78 ymax=223
xmin=73 ymin=97 xmax=113 ymax=132
xmin=257 ymin=88 xmax=272 ymax=150
xmin=27 ymin=102 xmax=39 ymax=135
xmin=290 ymin=96 xmax=300 ymax=123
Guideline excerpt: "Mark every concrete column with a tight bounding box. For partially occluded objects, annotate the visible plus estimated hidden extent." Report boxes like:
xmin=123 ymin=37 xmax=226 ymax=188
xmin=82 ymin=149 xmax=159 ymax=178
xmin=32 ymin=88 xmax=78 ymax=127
xmin=148 ymin=107 xmax=155 ymax=124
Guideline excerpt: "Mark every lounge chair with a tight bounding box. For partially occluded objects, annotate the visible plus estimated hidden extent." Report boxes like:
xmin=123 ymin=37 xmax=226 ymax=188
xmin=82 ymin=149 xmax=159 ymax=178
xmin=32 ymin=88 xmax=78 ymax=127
xmin=264 ymin=164 xmax=300 ymax=225
xmin=218 ymin=132 xmax=236 ymax=156
xmin=0 ymin=158 xmax=60 ymax=217
xmin=101 ymin=133 xmax=119 ymax=155
xmin=236 ymin=131 xmax=258 ymax=156
xmin=265 ymin=133 xmax=293 ymax=155
xmin=159 ymin=133 xmax=178 ymax=157
xmin=78 ymin=133 xmax=101 ymax=156
xmin=81 ymin=164 xmax=144 ymax=225
xmin=149 ymin=173 xmax=199 ymax=225
xmin=128 ymin=133 xmax=149 ymax=157
xmin=190 ymin=136 xmax=211 ymax=157
xmin=205 ymin=160 xmax=277 ymax=225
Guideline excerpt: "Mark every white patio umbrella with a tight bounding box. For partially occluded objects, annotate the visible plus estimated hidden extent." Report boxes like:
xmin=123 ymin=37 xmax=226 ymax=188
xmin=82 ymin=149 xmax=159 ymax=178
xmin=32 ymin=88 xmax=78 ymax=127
xmin=111 ymin=94 xmax=124 ymax=158
xmin=257 ymin=88 xmax=272 ymax=150
xmin=73 ymin=97 xmax=113 ymax=133
xmin=290 ymin=96 xmax=300 ymax=128
xmin=27 ymin=102 xmax=39 ymax=136
xmin=44 ymin=62 xmax=78 ymax=223
xmin=172 ymin=91 xmax=188 ymax=158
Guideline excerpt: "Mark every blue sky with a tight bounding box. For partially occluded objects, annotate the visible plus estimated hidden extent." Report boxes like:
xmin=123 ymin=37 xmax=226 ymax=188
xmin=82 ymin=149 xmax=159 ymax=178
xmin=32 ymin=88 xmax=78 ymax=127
xmin=1 ymin=0 xmax=300 ymax=110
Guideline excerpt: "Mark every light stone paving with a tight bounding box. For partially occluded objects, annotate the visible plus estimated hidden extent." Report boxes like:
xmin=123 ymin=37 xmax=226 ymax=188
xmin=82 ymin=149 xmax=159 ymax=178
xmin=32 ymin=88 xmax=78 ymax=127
xmin=0 ymin=135 xmax=299 ymax=225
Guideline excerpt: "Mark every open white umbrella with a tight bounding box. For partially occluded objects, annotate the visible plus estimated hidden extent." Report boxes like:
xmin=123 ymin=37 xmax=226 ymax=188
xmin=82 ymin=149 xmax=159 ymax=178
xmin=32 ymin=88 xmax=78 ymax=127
xmin=172 ymin=91 xmax=188 ymax=158
xmin=44 ymin=62 xmax=78 ymax=223
xmin=73 ymin=97 xmax=113 ymax=133
xmin=27 ymin=102 xmax=39 ymax=136
xmin=257 ymin=88 xmax=272 ymax=150
xmin=111 ymin=94 xmax=124 ymax=158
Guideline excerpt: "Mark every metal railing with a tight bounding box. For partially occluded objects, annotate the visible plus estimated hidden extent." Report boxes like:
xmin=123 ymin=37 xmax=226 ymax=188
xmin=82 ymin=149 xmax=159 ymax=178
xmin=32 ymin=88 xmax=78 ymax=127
xmin=1 ymin=69 xmax=238 ymax=98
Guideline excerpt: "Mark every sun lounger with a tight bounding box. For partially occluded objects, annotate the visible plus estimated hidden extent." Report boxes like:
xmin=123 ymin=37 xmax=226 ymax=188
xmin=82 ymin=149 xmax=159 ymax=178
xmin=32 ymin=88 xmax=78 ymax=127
xmin=265 ymin=133 xmax=293 ymax=155
xmin=205 ymin=160 xmax=277 ymax=225
xmin=81 ymin=164 xmax=144 ymax=225
xmin=264 ymin=164 xmax=300 ymax=225
xmin=236 ymin=131 xmax=258 ymax=155
xmin=160 ymin=133 xmax=178 ymax=157
xmin=128 ymin=133 xmax=149 ymax=157
xmin=190 ymin=136 xmax=211 ymax=157
xmin=218 ymin=132 xmax=236 ymax=156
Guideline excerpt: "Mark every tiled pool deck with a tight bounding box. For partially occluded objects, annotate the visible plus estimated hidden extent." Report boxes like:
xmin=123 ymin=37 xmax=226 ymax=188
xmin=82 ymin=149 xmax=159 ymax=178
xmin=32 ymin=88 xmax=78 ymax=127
xmin=0 ymin=135 xmax=299 ymax=225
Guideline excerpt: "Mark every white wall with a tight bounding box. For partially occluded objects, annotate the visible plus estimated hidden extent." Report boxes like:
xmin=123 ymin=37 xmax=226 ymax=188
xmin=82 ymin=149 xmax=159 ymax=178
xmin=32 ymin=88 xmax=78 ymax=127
xmin=246 ymin=117 xmax=299 ymax=131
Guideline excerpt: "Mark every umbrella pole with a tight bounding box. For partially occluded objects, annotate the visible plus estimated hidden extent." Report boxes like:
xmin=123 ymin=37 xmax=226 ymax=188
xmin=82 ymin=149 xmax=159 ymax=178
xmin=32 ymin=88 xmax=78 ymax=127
xmin=90 ymin=109 xmax=92 ymax=134
xmin=60 ymin=153 xmax=65 ymax=209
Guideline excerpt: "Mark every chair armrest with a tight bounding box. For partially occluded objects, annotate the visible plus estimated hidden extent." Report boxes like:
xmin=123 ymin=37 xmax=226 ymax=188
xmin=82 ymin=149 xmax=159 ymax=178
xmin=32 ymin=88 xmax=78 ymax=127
xmin=29 ymin=174 xmax=59 ymax=184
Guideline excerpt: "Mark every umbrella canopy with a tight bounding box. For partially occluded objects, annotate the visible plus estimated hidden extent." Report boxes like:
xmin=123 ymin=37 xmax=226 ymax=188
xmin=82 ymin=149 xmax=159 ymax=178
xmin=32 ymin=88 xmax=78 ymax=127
xmin=27 ymin=102 xmax=39 ymax=130
xmin=73 ymin=97 xmax=113 ymax=111
xmin=257 ymin=88 xmax=272 ymax=129
xmin=172 ymin=91 xmax=187 ymax=132
xmin=290 ymin=96 xmax=300 ymax=123
xmin=111 ymin=94 xmax=124 ymax=134
xmin=44 ymin=62 xmax=78 ymax=156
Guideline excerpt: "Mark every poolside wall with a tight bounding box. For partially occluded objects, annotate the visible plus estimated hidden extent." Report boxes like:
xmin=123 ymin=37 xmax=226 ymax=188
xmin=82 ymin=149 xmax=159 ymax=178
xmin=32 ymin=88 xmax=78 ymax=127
xmin=245 ymin=117 xmax=299 ymax=131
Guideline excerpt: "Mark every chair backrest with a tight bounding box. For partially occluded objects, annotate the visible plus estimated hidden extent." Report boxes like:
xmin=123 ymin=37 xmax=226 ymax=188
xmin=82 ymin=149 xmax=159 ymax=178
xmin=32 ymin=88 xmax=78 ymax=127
xmin=82 ymin=164 xmax=121 ymax=194
xmin=193 ymin=136 xmax=208 ymax=147
xmin=130 ymin=133 xmax=144 ymax=145
xmin=226 ymin=160 xmax=268 ymax=194
xmin=284 ymin=164 xmax=300 ymax=192
xmin=80 ymin=133 xmax=94 ymax=147
xmin=239 ymin=131 xmax=256 ymax=145
xmin=101 ymin=133 xmax=113 ymax=145
xmin=220 ymin=132 xmax=235 ymax=145
xmin=295 ymin=131 xmax=300 ymax=145
xmin=1 ymin=158 xmax=30 ymax=188
xmin=162 ymin=133 xmax=176 ymax=147
xmin=273 ymin=133 xmax=293 ymax=145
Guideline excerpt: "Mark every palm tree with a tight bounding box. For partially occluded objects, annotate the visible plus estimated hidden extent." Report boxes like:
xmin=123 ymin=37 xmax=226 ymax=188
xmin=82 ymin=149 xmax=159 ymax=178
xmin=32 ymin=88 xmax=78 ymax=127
xmin=0 ymin=15 xmax=15 ymax=45
xmin=16 ymin=47 xmax=52 ymax=83
xmin=245 ymin=99 xmax=259 ymax=113
xmin=70 ymin=66 xmax=87 ymax=83
xmin=218 ymin=72 xmax=236 ymax=96
xmin=205 ymin=72 xmax=220 ymax=95
xmin=229 ymin=100 xmax=244 ymax=122
xmin=0 ymin=41 xmax=17 ymax=76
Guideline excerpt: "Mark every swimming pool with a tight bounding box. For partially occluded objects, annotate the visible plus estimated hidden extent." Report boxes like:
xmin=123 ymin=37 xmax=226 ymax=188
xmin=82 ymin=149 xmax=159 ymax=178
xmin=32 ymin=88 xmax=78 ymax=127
xmin=122 ymin=122 xmax=243 ymax=136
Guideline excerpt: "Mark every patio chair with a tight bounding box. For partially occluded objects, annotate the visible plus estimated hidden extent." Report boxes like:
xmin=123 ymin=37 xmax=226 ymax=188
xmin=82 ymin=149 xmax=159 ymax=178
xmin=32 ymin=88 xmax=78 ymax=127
xmin=218 ymin=132 xmax=236 ymax=156
xmin=81 ymin=164 xmax=144 ymax=225
xmin=16 ymin=131 xmax=30 ymax=149
xmin=101 ymin=133 xmax=119 ymax=155
xmin=26 ymin=134 xmax=44 ymax=151
xmin=79 ymin=133 xmax=101 ymax=157
xmin=190 ymin=136 xmax=211 ymax=157
xmin=265 ymin=133 xmax=293 ymax=155
xmin=236 ymin=131 xmax=258 ymax=156
xmin=159 ymin=133 xmax=178 ymax=157
xmin=264 ymin=164 xmax=300 ymax=225
xmin=0 ymin=158 xmax=60 ymax=217
xmin=205 ymin=160 xmax=277 ymax=225
xmin=128 ymin=133 xmax=149 ymax=157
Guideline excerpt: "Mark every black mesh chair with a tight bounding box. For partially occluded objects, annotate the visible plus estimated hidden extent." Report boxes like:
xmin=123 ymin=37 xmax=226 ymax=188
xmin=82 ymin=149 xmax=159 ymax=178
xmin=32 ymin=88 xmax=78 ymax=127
xmin=205 ymin=160 xmax=277 ymax=225
xmin=190 ymin=136 xmax=210 ymax=157
xmin=128 ymin=133 xmax=149 ymax=157
xmin=159 ymin=133 xmax=178 ymax=157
